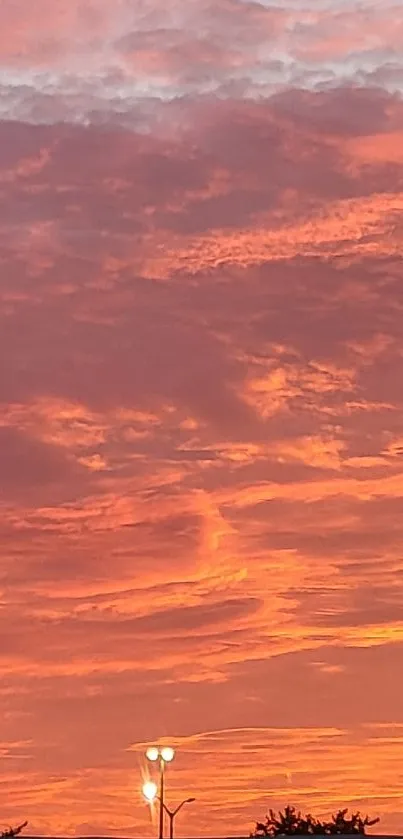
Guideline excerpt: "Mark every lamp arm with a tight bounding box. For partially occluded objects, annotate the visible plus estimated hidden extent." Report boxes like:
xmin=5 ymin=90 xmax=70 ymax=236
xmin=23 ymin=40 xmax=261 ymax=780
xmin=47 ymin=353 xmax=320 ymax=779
xmin=156 ymin=797 xmax=192 ymax=818
xmin=172 ymin=800 xmax=187 ymax=817
xmin=157 ymin=798 xmax=174 ymax=818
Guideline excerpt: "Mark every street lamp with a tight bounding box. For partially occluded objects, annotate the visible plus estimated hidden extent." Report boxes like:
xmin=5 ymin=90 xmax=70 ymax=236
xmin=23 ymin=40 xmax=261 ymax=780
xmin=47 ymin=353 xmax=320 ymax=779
xmin=145 ymin=746 xmax=175 ymax=839
xmin=142 ymin=782 xmax=195 ymax=839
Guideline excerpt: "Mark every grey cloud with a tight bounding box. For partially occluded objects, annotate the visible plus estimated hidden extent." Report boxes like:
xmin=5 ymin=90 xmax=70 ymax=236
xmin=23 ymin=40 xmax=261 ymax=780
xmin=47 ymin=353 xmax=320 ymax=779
xmin=0 ymin=1 xmax=402 ymax=126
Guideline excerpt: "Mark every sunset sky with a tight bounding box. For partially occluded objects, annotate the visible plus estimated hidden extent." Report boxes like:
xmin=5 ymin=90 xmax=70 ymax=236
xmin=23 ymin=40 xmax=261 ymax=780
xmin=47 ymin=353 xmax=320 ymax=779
xmin=1 ymin=0 xmax=403 ymax=836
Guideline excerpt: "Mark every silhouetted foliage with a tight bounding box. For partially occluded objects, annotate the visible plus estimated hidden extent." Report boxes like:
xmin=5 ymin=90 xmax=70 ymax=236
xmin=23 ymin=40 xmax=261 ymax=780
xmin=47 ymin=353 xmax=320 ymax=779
xmin=1 ymin=822 xmax=28 ymax=838
xmin=253 ymin=806 xmax=379 ymax=836
xmin=326 ymin=811 xmax=379 ymax=835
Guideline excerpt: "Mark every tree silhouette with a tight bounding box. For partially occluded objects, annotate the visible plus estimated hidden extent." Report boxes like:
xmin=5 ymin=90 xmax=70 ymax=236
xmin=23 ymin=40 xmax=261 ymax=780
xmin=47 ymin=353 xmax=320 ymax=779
xmin=1 ymin=822 xmax=28 ymax=838
xmin=253 ymin=807 xmax=379 ymax=836
xmin=326 ymin=811 xmax=379 ymax=835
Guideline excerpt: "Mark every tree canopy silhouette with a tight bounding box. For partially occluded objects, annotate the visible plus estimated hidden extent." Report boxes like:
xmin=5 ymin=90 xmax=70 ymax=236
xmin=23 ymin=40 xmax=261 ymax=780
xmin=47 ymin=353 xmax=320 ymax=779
xmin=253 ymin=806 xmax=379 ymax=836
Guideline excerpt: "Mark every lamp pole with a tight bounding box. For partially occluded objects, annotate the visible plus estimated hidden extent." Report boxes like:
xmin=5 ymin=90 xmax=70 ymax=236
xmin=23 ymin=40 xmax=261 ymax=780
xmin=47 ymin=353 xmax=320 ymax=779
xmin=159 ymin=757 xmax=165 ymax=839
xmin=145 ymin=746 xmax=175 ymax=839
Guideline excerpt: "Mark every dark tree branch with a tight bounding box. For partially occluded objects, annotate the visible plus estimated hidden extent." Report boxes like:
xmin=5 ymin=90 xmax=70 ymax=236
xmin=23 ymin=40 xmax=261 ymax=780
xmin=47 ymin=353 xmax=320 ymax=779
xmin=1 ymin=821 xmax=28 ymax=838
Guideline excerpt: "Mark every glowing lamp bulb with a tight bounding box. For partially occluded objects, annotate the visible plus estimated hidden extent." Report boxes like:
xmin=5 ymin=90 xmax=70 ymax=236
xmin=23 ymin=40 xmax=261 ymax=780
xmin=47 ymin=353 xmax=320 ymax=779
xmin=143 ymin=781 xmax=158 ymax=803
xmin=160 ymin=746 xmax=175 ymax=762
xmin=146 ymin=746 xmax=159 ymax=761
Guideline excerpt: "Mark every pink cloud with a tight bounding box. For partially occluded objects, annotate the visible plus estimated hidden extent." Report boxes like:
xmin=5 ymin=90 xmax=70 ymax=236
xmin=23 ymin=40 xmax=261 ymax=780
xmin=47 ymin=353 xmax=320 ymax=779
xmin=0 ymin=1 xmax=402 ymax=123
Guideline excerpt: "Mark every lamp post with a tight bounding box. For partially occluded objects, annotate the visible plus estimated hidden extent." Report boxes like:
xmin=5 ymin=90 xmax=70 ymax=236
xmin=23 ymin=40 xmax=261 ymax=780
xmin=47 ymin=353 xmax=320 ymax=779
xmin=143 ymin=782 xmax=195 ymax=839
xmin=165 ymin=798 xmax=196 ymax=839
xmin=145 ymin=746 xmax=175 ymax=839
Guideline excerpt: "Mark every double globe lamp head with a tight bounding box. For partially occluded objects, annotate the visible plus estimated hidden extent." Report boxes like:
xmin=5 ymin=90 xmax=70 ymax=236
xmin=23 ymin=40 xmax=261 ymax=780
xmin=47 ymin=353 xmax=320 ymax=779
xmin=146 ymin=746 xmax=175 ymax=764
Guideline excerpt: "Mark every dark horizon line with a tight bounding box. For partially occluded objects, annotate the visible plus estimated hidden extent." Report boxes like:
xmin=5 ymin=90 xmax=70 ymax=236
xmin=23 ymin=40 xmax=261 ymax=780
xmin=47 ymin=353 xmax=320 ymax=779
xmin=19 ymin=834 xmax=403 ymax=839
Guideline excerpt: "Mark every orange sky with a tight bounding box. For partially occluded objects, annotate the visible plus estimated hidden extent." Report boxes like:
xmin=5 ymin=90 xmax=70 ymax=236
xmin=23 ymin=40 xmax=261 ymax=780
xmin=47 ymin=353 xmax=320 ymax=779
xmin=1 ymin=1 xmax=403 ymax=836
